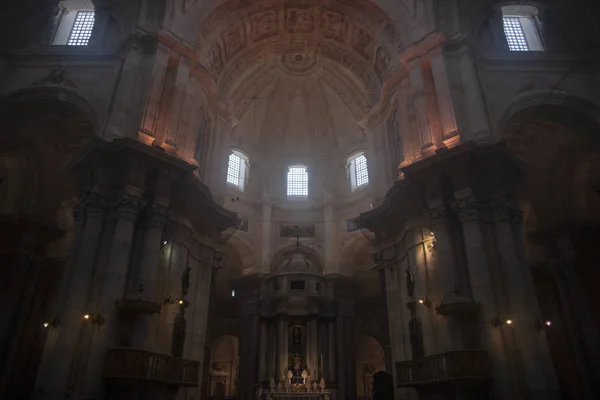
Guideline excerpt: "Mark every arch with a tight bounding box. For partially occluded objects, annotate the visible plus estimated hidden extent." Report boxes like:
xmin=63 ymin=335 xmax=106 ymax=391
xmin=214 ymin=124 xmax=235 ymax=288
xmin=270 ymin=244 xmax=324 ymax=274
xmin=0 ymin=89 xmax=97 ymax=219
xmin=208 ymin=335 xmax=239 ymax=399
xmin=0 ymin=86 xmax=102 ymax=136
xmin=355 ymin=335 xmax=386 ymax=399
xmin=498 ymin=92 xmax=600 ymax=138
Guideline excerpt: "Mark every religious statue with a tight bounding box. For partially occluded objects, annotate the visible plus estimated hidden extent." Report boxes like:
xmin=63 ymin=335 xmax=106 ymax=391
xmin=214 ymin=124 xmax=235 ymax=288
xmin=405 ymin=268 xmax=415 ymax=298
xmin=181 ymin=267 xmax=191 ymax=296
xmin=171 ymin=312 xmax=187 ymax=358
xmin=288 ymin=355 xmax=306 ymax=385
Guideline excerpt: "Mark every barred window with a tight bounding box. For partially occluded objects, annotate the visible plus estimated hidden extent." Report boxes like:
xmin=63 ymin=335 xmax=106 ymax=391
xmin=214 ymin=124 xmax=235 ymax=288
xmin=68 ymin=11 xmax=95 ymax=46
xmin=501 ymin=5 xmax=544 ymax=52
xmin=226 ymin=151 xmax=248 ymax=190
xmin=348 ymin=152 xmax=369 ymax=191
xmin=287 ymin=166 xmax=308 ymax=198
xmin=503 ymin=17 xmax=529 ymax=51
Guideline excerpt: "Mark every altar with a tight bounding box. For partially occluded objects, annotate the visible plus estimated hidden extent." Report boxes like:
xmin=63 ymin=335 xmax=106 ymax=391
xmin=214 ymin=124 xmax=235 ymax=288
xmin=233 ymin=245 xmax=356 ymax=400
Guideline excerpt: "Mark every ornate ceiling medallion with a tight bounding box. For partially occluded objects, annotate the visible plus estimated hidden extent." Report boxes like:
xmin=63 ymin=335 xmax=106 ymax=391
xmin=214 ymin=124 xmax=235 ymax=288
xmin=279 ymin=52 xmax=319 ymax=75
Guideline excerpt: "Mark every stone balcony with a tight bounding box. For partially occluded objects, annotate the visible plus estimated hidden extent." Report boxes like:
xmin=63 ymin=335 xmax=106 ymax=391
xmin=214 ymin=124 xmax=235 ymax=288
xmin=396 ymin=350 xmax=491 ymax=387
xmin=105 ymin=348 xmax=200 ymax=387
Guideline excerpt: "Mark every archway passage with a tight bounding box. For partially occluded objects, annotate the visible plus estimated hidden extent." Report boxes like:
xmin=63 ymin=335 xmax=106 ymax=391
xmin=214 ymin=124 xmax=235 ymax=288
xmin=207 ymin=335 xmax=239 ymax=399
xmin=355 ymin=336 xmax=386 ymax=399
xmin=0 ymin=94 xmax=96 ymax=399
xmin=503 ymin=103 xmax=600 ymax=399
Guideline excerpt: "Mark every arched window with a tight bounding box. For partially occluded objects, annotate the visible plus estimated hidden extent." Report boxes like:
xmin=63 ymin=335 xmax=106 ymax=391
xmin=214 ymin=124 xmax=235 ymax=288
xmin=53 ymin=1 xmax=95 ymax=46
xmin=348 ymin=152 xmax=369 ymax=191
xmin=287 ymin=165 xmax=308 ymax=198
xmin=226 ymin=150 xmax=249 ymax=191
xmin=501 ymin=5 xmax=544 ymax=51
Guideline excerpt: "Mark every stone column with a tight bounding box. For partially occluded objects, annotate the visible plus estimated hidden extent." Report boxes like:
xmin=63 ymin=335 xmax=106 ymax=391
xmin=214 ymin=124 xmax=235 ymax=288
xmin=430 ymin=47 xmax=459 ymax=146
xmin=407 ymin=59 xmax=434 ymax=151
xmin=258 ymin=321 xmax=268 ymax=383
xmin=455 ymin=190 xmax=516 ymax=399
xmin=261 ymin=199 xmax=271 ymax=271
xmin=547 ymin=259 xmax=596 ymax=398
xmin=238 ymin=309 xmax=259 ymax=400
xmin=335 ymin=315 xmax=347 ymax=398
xmin=323 ymin=203 xmax=335 ymax=271
xmin=82 ymin=192 xmax=142 ymax=396
xmin=39 ymin=194 xmax=105 ymax=396
xmin=428 ymin=199 xmax=461 ymax=351
xmin=328 ymin=321 xmax=336 ymax=382
xmin=165 ymin=58 xmax=191 ymax=147
xmin=552 ymin=236 xmax=600 ymax=391
xmin=138 ymin=47 xmax=170 ymax=142
xmin=492 ymin=197 xmax=558 ymax=398
xmin=445 ymin=46 xmax=491 ymax=142
xmin=133 ymin=203 xmax=167 ymax=349
xmin=277 ymin=319 xmax=288 ymax=380
xmin=307 ymin=319 xmax=318 ymax=382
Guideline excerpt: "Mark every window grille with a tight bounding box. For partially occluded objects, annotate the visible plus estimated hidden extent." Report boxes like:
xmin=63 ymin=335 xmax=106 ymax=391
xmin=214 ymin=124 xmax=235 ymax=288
xmin=227 ymin=153 xmax=243 ymax=187
xmin=287 ymin=166 xmax=308 ymax=197
xmin=503 ymin=17 xmax=530 ymax=51
xmin=67 ymin=11 xmax=95 ymax=46
xmin=349 ymin=153 xmax=369 ymax=191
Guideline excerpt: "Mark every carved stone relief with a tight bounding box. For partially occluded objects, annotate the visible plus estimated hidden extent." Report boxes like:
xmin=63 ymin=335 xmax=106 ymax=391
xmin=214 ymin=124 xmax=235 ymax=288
xmin=285 ymin=8 xmax=313 ymax=33
xmin=208 ymin=45 xmax=224 ymax=76
xmin=251 ymin=9 xmax=278 ymax=40
xmin=374 ymin=46 xmax=391 ymax=82
xmin=352 ymin=22 xmax=374 ymax=60
xmin=221 ymin=22 xmax=246 ymax=59
xmin=320 ymin=10 xmax=346 ymax=42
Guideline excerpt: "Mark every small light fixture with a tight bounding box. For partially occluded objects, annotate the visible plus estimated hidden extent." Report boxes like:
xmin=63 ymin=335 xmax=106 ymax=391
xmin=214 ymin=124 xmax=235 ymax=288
xmin=430 ymin=232 xmax=435 ymax=236
xmin=178 ymin=299 xmax=184 ymax=305
xmin=83 ymin=314 xmax=105 ymax=326
xmin=545 ymin=320 xmax=552 ymax=327
xmin=231 ymin=290 xmax=236 ymax=297
xmin=418 ymin=299 xmax=424 ymax=304
xmin=162 ymin=240 xmax=168 ymax=246
xmin=84 ymin=314 xmax=90 ymax=320
xmin=42 ymin=322 xmax=50 ymax=328
xmin=505 ymin=319 xmax=513 ymax=325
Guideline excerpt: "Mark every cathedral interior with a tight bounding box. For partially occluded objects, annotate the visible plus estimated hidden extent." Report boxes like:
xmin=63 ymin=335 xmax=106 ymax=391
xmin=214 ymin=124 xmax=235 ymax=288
xmin=1 ymin=1 xmax=600 ymax=399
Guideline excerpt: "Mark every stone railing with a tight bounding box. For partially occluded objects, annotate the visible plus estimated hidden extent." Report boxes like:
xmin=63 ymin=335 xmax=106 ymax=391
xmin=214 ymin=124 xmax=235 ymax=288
xmin=396 ymin=349 xmax=490 ymax=387
xmin=105 ymin=348 xmax=199 ymax=387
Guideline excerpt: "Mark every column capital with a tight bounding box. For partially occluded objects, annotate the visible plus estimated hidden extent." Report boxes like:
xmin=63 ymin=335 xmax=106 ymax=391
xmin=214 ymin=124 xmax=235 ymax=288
xmin=455 ymin=195 xmax=480 ymax=223
xmin=80 ymin=192 xmax=108 ymax=220
xmin=145 ymin=204 xmax=168 ymax=228
xmin=116 ymin=194 xmax=143 ymax=220
xmin=428 ymin=199 xmax=448 ymax=228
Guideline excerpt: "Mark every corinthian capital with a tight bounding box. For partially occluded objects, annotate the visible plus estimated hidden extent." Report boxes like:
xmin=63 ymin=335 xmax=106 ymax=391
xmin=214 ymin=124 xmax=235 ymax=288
xmin=116 ymin=195 xmax=142 ymax=220
xmin=146 ymin=204 xmax=168 ymax=228
xmin=455 ymin=196 xmax=480 ymax=223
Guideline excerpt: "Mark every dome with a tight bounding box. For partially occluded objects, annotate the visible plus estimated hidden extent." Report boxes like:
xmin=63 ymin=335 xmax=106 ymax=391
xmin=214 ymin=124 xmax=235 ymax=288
xmin=275 ymin=246 xmax=321 ymax=274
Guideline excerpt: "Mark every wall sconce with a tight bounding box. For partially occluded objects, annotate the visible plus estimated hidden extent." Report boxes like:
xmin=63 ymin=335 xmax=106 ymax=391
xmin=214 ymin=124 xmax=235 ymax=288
xmin=164 ymin=296 xmax=188 ymax=307
xmin=418 ymin=298 xmax=432 ymax=308
xmin=42 ymin=317 xmax=60 ymax=329
xmin=490 ymin=317 xmax=513 ymax=327
xmin=83 ymin=314 xmax=105 ymax=326
xmin=535 ymin=320 xmax=552 ymax=332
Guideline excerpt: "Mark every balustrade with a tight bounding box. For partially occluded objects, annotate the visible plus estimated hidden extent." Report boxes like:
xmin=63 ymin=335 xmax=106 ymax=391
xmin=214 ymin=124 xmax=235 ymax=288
xmin=105 ymin=348 xmax=199 ymax=387
xmin=396 ymin=349 xmax=490 ymax=387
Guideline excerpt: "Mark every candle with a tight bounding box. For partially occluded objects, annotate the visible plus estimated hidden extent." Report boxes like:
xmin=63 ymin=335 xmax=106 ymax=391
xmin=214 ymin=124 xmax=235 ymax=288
xmin=272 ymin=352 xmax=276 ymax=377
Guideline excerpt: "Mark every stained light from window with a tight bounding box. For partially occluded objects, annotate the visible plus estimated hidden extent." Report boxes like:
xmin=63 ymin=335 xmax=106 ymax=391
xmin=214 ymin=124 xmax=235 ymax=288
xmin=503 ymin=17 xmax=529 ymax=51
xmin=287 ymin=166 xmax=308 ymax=197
